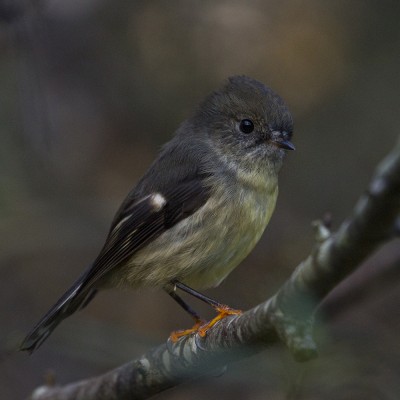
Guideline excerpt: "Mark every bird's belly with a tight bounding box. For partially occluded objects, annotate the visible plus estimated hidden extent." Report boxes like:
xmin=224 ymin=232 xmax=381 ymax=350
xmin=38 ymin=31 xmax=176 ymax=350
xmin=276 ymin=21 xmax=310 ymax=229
xmin=180 ymin=222 xmax=263 ymax=289
xmin=121 ymin=185 xmax=278 ymax=289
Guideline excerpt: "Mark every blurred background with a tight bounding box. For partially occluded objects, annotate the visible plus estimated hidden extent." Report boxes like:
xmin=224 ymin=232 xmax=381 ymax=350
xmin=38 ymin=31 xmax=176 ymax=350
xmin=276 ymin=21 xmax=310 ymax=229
xmin=1 ymin=1 xmax=400 ymax=399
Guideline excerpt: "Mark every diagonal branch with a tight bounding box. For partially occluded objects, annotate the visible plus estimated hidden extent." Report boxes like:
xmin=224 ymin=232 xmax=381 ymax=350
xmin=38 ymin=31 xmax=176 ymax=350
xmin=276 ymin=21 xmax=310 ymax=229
xmin=28 ymin=137 xmax=400 ymax=400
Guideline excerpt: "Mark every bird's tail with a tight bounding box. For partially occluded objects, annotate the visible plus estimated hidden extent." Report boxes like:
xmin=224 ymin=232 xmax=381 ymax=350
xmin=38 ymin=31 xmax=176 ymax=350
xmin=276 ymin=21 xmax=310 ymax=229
xmin=20 ymin=278 xmax=97 ymax=354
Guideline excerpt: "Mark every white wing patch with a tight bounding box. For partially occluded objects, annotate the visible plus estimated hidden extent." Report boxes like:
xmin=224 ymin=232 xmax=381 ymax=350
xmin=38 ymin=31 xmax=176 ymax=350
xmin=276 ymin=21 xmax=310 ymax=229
xmin=150 ymin=193 xmax=167 ymax=211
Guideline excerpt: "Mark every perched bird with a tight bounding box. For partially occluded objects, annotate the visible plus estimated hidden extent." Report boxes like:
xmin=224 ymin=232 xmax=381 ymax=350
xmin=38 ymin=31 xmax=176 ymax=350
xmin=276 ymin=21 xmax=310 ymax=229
xmin=21 ymin=75 xmax=294 ymax=353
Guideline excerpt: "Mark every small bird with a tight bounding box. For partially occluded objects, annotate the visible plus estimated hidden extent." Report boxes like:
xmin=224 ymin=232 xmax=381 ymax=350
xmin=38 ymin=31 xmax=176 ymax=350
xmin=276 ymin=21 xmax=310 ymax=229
xmin=21 ymin=75 xmax=294 ymax=353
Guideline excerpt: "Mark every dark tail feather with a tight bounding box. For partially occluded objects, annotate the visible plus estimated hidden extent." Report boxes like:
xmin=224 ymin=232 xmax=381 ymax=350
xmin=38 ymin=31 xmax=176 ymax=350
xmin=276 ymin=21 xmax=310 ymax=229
xmin=20 ymin=281 xmax=97 ymax=354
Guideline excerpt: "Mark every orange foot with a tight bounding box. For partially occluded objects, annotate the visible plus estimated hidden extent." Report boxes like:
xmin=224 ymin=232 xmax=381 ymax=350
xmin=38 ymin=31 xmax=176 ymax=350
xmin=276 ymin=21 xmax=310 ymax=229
xmin=198 ymin=305 xmax=242 ymax=337
xmin=170 ymin=320 xmax=203 ymax=342
xmin=169 ymin=306 xmax=242 ymax=342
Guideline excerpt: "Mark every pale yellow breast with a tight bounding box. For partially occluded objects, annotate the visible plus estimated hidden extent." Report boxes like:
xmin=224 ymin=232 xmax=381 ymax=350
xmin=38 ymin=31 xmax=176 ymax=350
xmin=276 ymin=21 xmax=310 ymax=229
xmin=184 ymin=178 xmax=278 ymax=288
xmin=117 ymin=172 xmax=278 ymax=290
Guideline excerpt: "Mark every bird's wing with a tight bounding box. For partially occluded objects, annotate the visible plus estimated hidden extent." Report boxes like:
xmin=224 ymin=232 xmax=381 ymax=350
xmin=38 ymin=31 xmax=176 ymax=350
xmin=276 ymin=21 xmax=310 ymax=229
xmin=20 ymin=175 xmax=210 ymax=353
xmin=79 ymin=174 xmax=211 ymax=289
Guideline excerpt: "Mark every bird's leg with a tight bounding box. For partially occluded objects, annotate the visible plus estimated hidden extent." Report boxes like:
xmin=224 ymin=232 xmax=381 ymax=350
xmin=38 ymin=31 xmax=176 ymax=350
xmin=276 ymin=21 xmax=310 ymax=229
xmin=170 ymin=280 xmax=242 ymax=339
xmin=165 ymin=286 xmax=202 ymax=321
xmin=172 ymin=280 xmax=221 ymax=307
xmin=165 ymin=286 xmax=204 ymax=342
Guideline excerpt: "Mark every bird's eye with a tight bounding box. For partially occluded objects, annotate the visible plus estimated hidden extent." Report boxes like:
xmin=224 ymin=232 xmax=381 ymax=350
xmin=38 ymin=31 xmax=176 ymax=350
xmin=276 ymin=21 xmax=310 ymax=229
xmin=239 ymin=119 xmax=254 ymax=134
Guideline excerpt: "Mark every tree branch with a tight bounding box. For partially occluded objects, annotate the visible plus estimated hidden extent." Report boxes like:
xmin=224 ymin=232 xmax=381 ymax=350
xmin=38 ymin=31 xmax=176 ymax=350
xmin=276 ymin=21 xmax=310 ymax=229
xmin=28 ymin=137 xmax=400 ymax=400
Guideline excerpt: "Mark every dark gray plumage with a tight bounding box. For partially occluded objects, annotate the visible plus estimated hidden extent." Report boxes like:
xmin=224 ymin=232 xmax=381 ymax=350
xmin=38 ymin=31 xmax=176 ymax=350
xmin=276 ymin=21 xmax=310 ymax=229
xmin=21 ymin=75 xmax=294 ymax=353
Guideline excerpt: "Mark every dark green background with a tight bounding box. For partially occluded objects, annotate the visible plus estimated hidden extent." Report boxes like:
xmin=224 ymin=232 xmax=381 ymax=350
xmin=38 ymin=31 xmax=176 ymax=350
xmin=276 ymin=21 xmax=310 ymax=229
xmin=1 ymin=1 xmax=399 ymax=398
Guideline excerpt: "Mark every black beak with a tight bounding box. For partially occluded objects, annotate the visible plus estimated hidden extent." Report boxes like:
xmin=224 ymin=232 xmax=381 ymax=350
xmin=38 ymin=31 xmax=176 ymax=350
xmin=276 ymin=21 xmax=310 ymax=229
xmin=274 ymin=139 xmax=295 ymax=151
xmin=270 ymin=131 xmax=295 ymax=151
